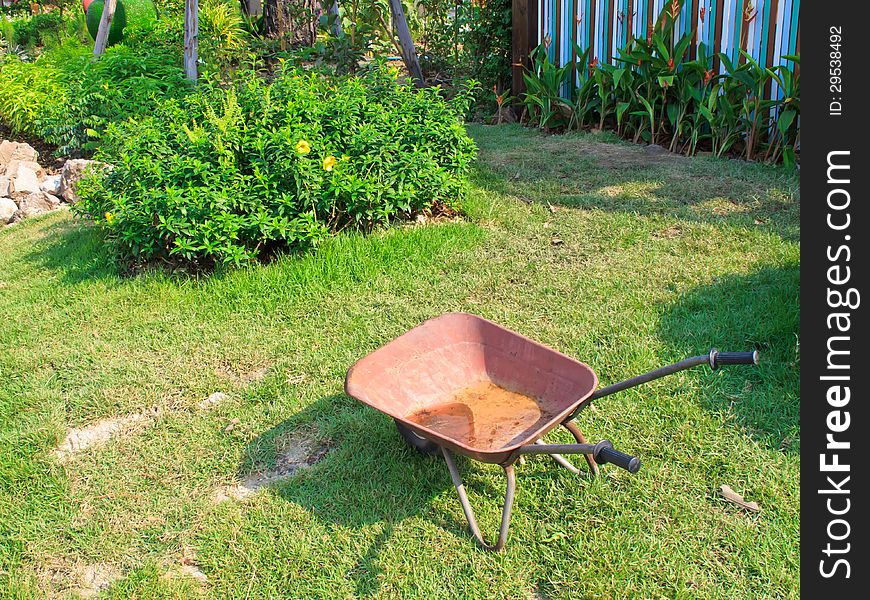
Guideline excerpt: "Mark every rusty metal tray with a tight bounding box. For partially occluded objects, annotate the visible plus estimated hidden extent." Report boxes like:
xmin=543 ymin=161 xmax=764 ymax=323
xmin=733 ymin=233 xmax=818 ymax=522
xmin=346 ymin=312 xmax=598 ymax=465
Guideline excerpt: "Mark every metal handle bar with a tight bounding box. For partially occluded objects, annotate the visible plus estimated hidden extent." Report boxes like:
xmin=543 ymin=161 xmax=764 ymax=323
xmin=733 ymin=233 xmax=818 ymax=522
xmin=518 ymin=442 xmax=599 ymax=455
xmin=589 ymin=348 xmax=759 ymax=402
xmin=519 ymin=440 xmax=641 ymax=473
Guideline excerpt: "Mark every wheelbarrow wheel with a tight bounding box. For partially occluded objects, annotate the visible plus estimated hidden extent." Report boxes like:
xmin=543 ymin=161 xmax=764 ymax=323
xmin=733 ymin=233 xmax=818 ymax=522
xmin=395 ymin=420 xmax=439 ymax=455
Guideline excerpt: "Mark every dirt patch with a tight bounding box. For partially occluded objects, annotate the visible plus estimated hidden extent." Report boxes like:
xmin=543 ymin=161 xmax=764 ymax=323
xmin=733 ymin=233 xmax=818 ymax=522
xmin=157 ymin=547 xmax=209 ymax=587
xmin=179 ymin=563 xmax=209 ymax=584
xmin=408 ymin=381 xmax=552 ymax=451
xmin=39 ymin=560 xmax=122 ymax=598
xmin=217 ymin=362 xmax=271 ymax=384
xmin=177 ymin=547 xmax=209 ymax=585
xmin=213 ymin=430 xmax=330 ymax=502
xmin=75 ymin=563 xmax=121 ymax=598
xmin=653 ymin=225 xmax=684 ymax=239
xmin=53 ymin=408 xmax=160 ymax=461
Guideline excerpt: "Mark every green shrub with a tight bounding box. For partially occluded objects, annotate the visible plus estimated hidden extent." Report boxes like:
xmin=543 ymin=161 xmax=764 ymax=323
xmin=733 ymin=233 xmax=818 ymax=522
xmin=122 ymin=0 xmax=160 ymax=29
xmin=198 ymin=0 xmax=251 ymax=79
xmin=0 ymin=37 xmax=188 ymax=155
xmin=11 ymin=12 xmax=65 ymax=49
xmin=418 ymin=0 xmax=512 ymax=97
xmin=122 ymin=13 xmax=184 ymax=56
xmin=84 ymin=0 xmax=158 ymax=45
xmin=41 ymin=41 xmax=189 ymax=154
xmin=0 ymin=55 xmax=66 ymax=136
xmin=75 ymin=66 xmax=477 ymax=267
xmin=520 ymin=2 xmax=800 ymax=166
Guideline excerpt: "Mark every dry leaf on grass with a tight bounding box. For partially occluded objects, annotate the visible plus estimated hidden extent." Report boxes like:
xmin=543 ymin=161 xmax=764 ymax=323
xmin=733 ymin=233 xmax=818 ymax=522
xmin=719 ymin=484 xmax=761 ymax=512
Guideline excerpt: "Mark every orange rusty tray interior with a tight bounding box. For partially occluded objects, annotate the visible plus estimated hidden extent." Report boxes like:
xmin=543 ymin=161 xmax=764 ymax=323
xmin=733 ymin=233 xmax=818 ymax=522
xmin=345 ymin=313 xmax=599 ymax=461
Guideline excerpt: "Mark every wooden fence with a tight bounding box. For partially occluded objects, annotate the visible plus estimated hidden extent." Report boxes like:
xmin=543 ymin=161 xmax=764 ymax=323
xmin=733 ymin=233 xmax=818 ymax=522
xmin=512 ymin=0 xmax=800 ymax=99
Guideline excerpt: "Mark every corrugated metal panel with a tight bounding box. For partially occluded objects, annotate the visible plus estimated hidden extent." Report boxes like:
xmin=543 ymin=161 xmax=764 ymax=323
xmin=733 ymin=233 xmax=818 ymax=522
xmin=532 ymin=0 xmax=800 ymax=99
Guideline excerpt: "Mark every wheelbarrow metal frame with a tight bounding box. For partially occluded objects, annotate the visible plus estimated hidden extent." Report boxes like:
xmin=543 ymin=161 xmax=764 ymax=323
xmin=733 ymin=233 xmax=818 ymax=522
xmin=345 ymin=313 xmax=759 ymax=551
xmin=440 ymin=417 xmax=606 ymax=551
xmin=425 ymin=350 xmax=748 ymax=551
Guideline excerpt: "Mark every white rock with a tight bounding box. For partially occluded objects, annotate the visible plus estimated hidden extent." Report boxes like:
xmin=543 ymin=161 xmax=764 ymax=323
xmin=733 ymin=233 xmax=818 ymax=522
xmin=180 ymin=564 xmax=209 ymax=583
xmin=0 ymin=140 xmax=38 ymax=167
xmin=16 ymin=191 xmax=61 ymax=218
xmin=5 ymin=159 xmax=45 ymax=180
xmin=61 ymin=159 xmax=104 ymax=204
xmin=12 ymin=166 xmax=41 ymax=195
xmin=40 ymin=174 xmax=62 ymax=196
xmin=0 ymin=175 xmax=9 ymax=198
xmin=0 ymin=197 xmax=17 ymax=224
xmin=198 ymin=392 xmax=229 ymax=410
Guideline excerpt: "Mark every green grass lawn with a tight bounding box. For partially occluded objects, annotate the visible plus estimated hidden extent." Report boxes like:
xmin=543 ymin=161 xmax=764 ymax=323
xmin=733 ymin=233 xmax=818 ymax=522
xmin=0 ymin=125 xmax=799 ymax=599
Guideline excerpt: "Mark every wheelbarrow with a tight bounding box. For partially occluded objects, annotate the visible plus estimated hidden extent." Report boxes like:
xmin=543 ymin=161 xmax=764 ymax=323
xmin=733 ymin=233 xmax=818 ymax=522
xmin=344 ymin=313 xmax=758 ymax=551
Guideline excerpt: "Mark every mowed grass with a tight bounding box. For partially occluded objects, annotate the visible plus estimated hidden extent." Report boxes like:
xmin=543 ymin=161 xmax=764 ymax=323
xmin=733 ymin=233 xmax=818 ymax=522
xmin=0 ymin=124 xmax=799 ymax=599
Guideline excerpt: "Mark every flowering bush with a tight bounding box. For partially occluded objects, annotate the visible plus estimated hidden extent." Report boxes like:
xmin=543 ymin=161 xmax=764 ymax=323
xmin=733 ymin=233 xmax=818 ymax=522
xmin=75 ymin=66 xmax=477 ymax=267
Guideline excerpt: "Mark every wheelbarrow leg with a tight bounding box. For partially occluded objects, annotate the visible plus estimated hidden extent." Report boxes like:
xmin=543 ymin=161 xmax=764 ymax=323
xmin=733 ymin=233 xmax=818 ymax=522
xmin=564 ymin=421 xmax=600 ymax=477
xmin=535 ymin=439 xmax=580 ymax=475
xmin=441 ymin=447 xmax=516 ymax=552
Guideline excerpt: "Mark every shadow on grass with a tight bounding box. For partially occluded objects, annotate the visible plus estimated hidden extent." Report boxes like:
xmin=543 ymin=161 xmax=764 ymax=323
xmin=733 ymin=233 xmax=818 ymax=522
xmin=18 ymin=213 xmax=483 ymax=298
xmin=240 ymin=394 xmax=507 ymax=595
xmin=19 ymin=216 xmax=237 ymax=285
xmin=657 ymin=263 xmax=800 ymax=451
xmin=469 ymin=124 xmax=800 ymax=241
xmin=19 ymin=217 xmax=119 ymax=285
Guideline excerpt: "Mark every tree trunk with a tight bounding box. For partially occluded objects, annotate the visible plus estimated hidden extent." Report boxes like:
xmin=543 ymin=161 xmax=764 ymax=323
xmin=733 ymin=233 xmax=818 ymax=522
xmin=328 ymin=0 xmax=342 ymax=37
xmin=387 ymin=0 xmax=423 ymax=87
xmin=92 ymin=0 xmax=117 ymax=56
xmin=512 ymin=0 xmax=532 ymax=99
xmin=240 ymin=0 xmax=263 ymax=17
xmin=263 ymin=0 xmax=318 ymax=48
xmin=184 ymin=0 xmax=199 ymax=81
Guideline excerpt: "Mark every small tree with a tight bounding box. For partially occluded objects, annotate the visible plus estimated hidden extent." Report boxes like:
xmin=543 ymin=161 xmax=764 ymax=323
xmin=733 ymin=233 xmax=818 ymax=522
xmin=388 ymin=0 xmax=422 ymax=86
xmin=184 ymin=0 xmax=198 ymax=81
xmin=92 ymin=0 xmax=117 ymax=55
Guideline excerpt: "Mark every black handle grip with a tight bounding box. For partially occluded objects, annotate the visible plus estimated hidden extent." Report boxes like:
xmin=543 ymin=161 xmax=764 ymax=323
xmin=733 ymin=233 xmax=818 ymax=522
xmin=594 ymin=442 xmax=641 ymax=474
xmin=709 ymin=349 xmax=759 ymax=370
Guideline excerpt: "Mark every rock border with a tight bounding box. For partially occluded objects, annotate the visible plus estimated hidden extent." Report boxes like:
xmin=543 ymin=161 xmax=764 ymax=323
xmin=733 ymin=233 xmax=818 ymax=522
xmin=1 ymin=139 xmax=104 ymax=226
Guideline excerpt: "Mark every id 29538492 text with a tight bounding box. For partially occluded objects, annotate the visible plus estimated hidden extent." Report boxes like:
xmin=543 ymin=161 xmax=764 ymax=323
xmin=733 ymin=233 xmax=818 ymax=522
xmin=828 ymin=27 xmax=844 ymax=116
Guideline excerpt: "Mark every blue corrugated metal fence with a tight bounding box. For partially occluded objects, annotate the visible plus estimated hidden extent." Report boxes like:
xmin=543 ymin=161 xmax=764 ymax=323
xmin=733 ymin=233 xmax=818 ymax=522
xmin=534 ymin=0 xmax=799 ymax=100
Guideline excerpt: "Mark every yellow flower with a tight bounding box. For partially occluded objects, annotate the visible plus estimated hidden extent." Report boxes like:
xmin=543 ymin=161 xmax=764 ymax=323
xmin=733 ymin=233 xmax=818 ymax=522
xmin=322 ymin=155 xmax=337 ymax=171
xmin=296 ymin=139 xmax=311 ymax=154
xmin=105 ymin=211 xmax=116 ymax=225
